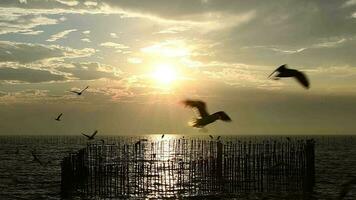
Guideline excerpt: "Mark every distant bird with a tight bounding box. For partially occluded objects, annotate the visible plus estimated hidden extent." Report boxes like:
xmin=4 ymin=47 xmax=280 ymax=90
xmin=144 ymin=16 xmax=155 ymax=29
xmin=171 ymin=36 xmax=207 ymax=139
xmin=31 ymin=150 xmax=50 ymax=166
xmin=55 ymin=113 xmax=63 ymax=121
xmin=209 ymin=135 xmax=214 ymax=139
xmin=339 ymin=178 xmax=356 ymax=200
xmin=15 ymin=147 xmax=19 ymax=154
xmin=161 ymin=134 xmax=165 ymax=139
xmin=70 ymin=86 xmax=89 ymax=95
xmin=81 ymin=130 xmax=98 ymax=140
xmin=268 ymin=64 xmax=310 ymax=89
xmin=182 ymin=99 xmax=232 ymax=128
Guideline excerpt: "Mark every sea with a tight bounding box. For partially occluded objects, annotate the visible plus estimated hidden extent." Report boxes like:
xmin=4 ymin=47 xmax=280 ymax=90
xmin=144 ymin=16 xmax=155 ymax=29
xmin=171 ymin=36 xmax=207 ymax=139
xmin=0 ymin=135 xmax=355 ymax=200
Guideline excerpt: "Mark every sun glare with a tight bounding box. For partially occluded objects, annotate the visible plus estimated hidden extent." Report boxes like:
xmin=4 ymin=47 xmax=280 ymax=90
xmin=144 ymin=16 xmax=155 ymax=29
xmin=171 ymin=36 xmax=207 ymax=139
xmin=151 ymin=63 xmax=178 ymax=86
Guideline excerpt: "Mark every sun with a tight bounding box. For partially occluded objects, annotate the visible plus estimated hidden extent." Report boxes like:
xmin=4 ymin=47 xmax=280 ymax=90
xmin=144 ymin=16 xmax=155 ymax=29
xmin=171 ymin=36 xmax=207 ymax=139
xmin=151 ymin=63 xmax=178 ymax=86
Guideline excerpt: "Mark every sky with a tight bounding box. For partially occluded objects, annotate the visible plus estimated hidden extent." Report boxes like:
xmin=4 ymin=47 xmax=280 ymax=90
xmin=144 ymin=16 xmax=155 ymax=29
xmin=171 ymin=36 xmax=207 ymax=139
xmin=0 ymin=0 xmax=355 ymax=135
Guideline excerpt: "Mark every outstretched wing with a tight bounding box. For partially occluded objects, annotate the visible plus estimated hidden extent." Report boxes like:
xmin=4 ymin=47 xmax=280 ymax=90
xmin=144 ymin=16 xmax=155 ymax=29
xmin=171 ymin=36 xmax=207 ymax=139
xmin=216 ymin=111 xmax=232 ymax=121
xmin=91 ymin=130 xmax=98 ymax=137
xmin=268 ymin=64 xmax=287 ymax=78
xmin=182 ymin=100 xmax=209 ymax=118
xmin=31 ymin=151 xmax=43 ymax=165
xmin=81 ymin=133 xmax=90 ymax=138
xmin=81 ymin=86 xmax=89 ymax=93
xmin=70 ymin=90 xmax=80 ymax=94
xmin=339 ymin=178 xmax=356 ymax=200
xmin=293 ymin=70 xmax=309 ymax=89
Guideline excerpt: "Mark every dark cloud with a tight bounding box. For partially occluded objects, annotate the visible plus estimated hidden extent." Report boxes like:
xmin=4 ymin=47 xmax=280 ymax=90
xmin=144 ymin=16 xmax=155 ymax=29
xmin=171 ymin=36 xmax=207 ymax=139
xmin=57 ymin=62 xmax=122 ymax=80
xmin=0 ymin=67 xmax=65 ymax=83
xmin=0 ymin=41 xmax=95 ymax=63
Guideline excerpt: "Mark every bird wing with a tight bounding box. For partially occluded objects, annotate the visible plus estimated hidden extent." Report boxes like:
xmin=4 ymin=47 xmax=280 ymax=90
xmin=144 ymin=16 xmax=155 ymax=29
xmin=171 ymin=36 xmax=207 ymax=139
xmin=70 ymin=91 xmax=80 ymax=94
xmin=293 ymin=70 xmax=310 ymax=88
xmin=81 ymin=133 xmax=90 ymax=138
xmin=215 ymin=111 xmax=232 ymax=121
xmin=57 ymin=113 xmax=63 ymax=119
xmin=81 ymin=86 xmax=89 ymax=93
xmin=91 ymin=130 xmax=98 ymax=137
xmin=268 ymin=64 xmax=287 ymax=78
xmin=182 ymin=100 xmax=209 ymax=117
xmin=31 ymin=151 xmax=43 ymax=165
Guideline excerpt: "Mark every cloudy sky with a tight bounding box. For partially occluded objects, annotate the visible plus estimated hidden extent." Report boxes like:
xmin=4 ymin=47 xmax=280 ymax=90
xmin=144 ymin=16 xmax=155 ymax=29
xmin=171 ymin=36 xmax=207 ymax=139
xmin=0 ymin=0 xmax=355 ymax=135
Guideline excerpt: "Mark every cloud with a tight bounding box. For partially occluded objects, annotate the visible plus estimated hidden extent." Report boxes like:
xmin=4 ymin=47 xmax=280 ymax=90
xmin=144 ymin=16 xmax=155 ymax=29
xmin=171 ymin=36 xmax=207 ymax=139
xmin=19 ymin=30 xmax=44 ymax=35
xmin=56 ymin=0 xmax=79 ymax=7
xmin=0 ymin=41 xmax=95 ymax=63
xmin=84 ymin=1 xmax=98 ymax=7
xmin=56 ymin=62 xmax=122 ymax=80
xmin=0 ymin=66 xmax=65 ymax=83
xmin=0 ymin=10 xmax=58 ymax=35
xmin=127 ymin=57 xmax=142 ymax=64
xmin=141 ymin=40 xmax=189 ymax=57
xmin=47 ymin=29 xmax=77 ymax=42
xmin=81 ymin=38 xmax=91 ymax=42
xmin=110 ymin=33 xmax=118 ymax=38
xmin=342 ymin=0 xmax=356 ymax=7
xmin=100 ymin=42 xmax=129 ymax=52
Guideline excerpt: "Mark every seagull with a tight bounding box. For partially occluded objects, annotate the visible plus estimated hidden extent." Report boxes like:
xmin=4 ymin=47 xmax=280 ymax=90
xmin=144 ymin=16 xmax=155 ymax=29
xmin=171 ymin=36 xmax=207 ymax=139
xmin=339 ymin=177 xmax=356 ymax=200
xmin=268 ymin=64 xmax=310 ymax=89
xmin=31 ymin=150 xmax=50 ymax=166
xmin=70 ymin=86 xmax=89 ymax=95
xmin=81 ymin=130 xmax=98 ymax=140
xmin=182 ymin=99 xmax=232 ymax=128
xmin=55 ymin=113 xmax=63 ymax=121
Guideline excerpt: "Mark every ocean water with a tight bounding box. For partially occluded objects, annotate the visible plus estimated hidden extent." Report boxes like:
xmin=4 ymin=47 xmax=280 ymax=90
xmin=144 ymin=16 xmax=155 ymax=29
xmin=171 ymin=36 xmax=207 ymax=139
xmin=0 ymin=135 xmax=355 ymax=200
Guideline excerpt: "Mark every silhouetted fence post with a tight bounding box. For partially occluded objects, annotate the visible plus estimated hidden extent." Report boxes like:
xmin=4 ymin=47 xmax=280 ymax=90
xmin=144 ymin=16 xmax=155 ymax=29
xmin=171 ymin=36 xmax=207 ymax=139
xmin=216 ymin=141 xmax=223 ymax=191
xmin=61 ymin=138 xmax=315 ymax=198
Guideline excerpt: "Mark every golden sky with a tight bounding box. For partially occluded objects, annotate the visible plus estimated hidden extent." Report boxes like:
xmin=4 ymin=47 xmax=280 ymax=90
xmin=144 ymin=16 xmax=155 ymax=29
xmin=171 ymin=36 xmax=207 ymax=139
xmin=0 ymin=0 xmax=355 ymax=135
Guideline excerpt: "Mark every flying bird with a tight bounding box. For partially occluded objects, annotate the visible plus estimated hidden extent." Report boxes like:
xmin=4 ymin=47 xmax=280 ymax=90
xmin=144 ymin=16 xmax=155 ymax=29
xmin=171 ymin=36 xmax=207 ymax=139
xmin=182 ymin=99 xmax=231 ymax=128
xmin=209 ymin=135 xmax=214 ymax=139
xmin=55 ymin=113 xmax=63 ymax=121
xmin=339 ymin=177 xmax=356 ymax=200
xmin=161 ymin=134 xmax=165 ymax=139
xmin=31 ymin=150 xmax=50 ymax=167
xmin=81 ymin=130 xmax=98 ymax=140
xmin=70 ymin=86 xmax=89 ymax=95
xmin=268 ymin=64 xmax=310 ymax=89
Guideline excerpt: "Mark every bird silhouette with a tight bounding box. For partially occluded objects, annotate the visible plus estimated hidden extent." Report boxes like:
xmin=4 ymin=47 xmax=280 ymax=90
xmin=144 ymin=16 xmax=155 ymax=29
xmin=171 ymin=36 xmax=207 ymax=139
xmin=70 ymin=86 xmax=89 ymax=95
xmin=81 ymin=130 xmax=98 ymax=140
xmin=31 ymin=150 xmax=50 ymax=167
xmin=209 ymin=135 xmax=214 ymax=139
xmin=268 ymin=64 xmax=310 ymax=89
xmin=182 ymin=99 xmax=231 ymax=128
xmin=161 ymin=134 xmax=165 ymax=139
xmin=339 ymin=177 xmax=356 ymax=200
xmin=55 ymin=113 xmax=63 ymax=121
